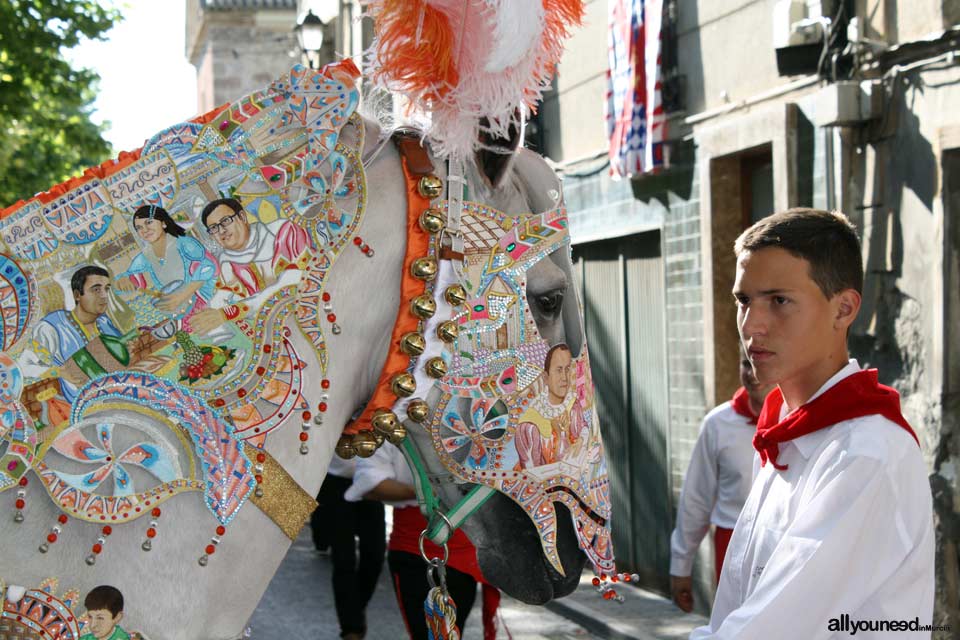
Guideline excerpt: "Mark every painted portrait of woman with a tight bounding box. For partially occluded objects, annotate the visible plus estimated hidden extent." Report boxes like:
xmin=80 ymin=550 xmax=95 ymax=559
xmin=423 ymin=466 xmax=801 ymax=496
xmin=115 ymin=205 xmax=218 ymax=331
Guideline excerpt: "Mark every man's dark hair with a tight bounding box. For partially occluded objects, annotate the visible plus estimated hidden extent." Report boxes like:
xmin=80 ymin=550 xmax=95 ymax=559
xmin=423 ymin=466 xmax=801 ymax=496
xmin=84 ymin=585 xmax=124 ymax=617
xmin=71 ymin=265 xmax=110 ymax=298
xmin=201 ymin=198 xmax=244 ymax=229
xmin=734 ymin=208 xmax=863 ymax=298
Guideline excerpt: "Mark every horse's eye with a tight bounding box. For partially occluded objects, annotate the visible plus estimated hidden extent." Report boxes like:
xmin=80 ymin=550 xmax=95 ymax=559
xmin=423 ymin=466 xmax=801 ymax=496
xmin=536 ymin=292 xmax=563 ymax=314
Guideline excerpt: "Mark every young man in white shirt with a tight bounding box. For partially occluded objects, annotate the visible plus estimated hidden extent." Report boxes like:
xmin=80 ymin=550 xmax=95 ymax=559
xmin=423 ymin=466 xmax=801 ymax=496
xmin=670 ymin=351 xmax=774 ymax=612
xmin=691 ymin=208 xmax=935 ymax=639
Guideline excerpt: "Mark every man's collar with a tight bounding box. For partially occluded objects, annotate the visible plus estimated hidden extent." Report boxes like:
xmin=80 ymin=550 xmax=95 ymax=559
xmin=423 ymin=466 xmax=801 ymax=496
xmin=781 ymin=359 xmax=861 ymax=459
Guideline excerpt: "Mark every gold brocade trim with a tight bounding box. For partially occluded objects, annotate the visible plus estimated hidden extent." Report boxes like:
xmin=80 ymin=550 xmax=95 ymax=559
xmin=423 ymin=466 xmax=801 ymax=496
xmin=246 ymin=444 xmax=316 ymax=541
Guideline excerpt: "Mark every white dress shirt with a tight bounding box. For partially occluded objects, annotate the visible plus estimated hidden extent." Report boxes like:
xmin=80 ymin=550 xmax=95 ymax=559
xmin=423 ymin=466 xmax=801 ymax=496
xmin=691 ymin=360 xmax=935 ymax=639
xmin=343 ymin=443 xmax=418 ymax=507
xmin=327 ymin=453 xmax=355 ymax=480
xmin=670 ymin=401 xmax=757 ymax=576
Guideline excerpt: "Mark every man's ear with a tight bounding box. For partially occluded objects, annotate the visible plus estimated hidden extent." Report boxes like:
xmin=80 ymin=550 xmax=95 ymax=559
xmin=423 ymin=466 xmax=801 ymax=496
xmin=833 ymin=288 xmax=862 ymax=330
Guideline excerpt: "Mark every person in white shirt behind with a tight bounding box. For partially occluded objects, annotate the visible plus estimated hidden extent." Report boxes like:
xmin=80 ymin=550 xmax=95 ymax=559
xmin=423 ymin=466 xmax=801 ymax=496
xmin=670 ymin=350 xmax=774 ymax=612
xmin=345 ymin=443 xmax=500 ymax=640
xmin=692 ymin=208 xmax=934 ymax=639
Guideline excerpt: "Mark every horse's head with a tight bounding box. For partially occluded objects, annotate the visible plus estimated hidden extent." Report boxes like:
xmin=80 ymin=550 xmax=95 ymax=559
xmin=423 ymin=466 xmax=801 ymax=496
xmin=386 ymin=137 xmax=609 ymax=604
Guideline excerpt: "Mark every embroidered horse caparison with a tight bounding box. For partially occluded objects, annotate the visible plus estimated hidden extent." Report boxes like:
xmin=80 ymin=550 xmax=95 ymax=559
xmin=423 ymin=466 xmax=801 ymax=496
xmin=0 ymin=61 xmax=613 ymax=640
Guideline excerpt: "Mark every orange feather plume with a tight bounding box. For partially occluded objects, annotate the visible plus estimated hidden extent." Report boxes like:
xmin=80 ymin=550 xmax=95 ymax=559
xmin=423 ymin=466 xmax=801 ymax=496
xmin=366 ymin=0 xmax=459 ymax=104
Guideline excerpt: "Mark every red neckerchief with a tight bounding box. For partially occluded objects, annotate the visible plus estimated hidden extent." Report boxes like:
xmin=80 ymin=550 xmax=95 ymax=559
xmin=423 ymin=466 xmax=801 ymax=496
xmin=730 ymin=386 xmax=758 ymax=423
xmin=754 ymin=369 xmax=919 ymax=470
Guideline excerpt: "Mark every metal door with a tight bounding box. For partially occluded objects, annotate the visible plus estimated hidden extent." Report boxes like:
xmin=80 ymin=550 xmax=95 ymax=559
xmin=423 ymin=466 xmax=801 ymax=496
xmin=573 ymin=231 xmax=670 ymax=590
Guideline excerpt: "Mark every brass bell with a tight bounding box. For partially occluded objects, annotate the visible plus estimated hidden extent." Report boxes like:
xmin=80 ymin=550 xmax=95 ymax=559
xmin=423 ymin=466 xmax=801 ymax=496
xmin=372 ymin=408 xmax=399 ymax=434
xmin=418 ymin=175 xmax=443 ymax=199
xmin=372 ymin=431 xmax=385 ymax=447
xmin=391 ymin=372 xmax=417 ymax=397
xmin=335 ymin=435 xmax=357 ymax=459
xmin=406 ymin=399 xmax=430 ymax=423
xmin=399 ymin=332 xmax=426 ymax=356
xmin=419 ymin=208 xmax=446 ymax=234
xmin=444 ymin=284 xmax=467 ymax=307
xmin=353 ymin=431 xmax=379 ymax=458
xmin=410 ymin=257 xmax=438 ymax=281
xmin=410 ymin=294 xmax=437 ymax=319
xmin=436 ymin=320 xmax=459 ymax=343
xmin=425 ymin=357 xmax=447 ymax=378
xmin=385 ymin=424 xmax=407 ymax=445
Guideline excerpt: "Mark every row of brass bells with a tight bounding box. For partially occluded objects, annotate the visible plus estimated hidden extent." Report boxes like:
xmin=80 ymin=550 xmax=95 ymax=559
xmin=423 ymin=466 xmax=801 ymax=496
xmin=444 ymin=284 xmax=467 ymax=307
xmin=410 ymin=294 xmax=436 ymax=319
xmin=385 ymin=175 xmax=443 ymax=436
xmin=400 ymin=332 xmax=426 ymax=356
xmin=411 ymin=257 xmax=438 ymax=281
xmin=391 ymin=372 xmax=417 ymax=397
xmin=372 ymin=409 xmax=407 ymax=445
xmin=425 ymin=357 xmax=447 ymax=378
xmin=436 ymin=320 xmax=458 ymax=343
xmin=406 ymin=399 xmax=430 ymax=423
xmin=419 ymin=175 xmax=444 ymax=199
xmin=419 ymin=207 xmax=445 ymax=234
xmin=335 ymin=431 xmax=381 ymax=459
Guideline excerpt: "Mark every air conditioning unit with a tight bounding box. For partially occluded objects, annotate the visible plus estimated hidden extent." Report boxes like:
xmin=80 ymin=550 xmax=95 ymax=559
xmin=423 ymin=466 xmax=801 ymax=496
xmin=813 ymin=80 xmax=883 ymax=127
xmin=773 ymin=0 xmax=827 ymax=76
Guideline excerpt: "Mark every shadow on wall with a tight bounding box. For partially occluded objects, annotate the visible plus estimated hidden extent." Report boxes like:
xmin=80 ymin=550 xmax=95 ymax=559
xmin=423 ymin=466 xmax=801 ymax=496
xmin=853 ymin=69 xmax=958 ymax=635
xmin=851 ymin=77 xmax=934 ymax=392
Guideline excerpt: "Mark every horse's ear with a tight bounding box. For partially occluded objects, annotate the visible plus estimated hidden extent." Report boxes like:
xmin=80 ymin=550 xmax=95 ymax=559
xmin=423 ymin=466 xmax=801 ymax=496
xmin=475 ymin=113 xmax=522 ymax=189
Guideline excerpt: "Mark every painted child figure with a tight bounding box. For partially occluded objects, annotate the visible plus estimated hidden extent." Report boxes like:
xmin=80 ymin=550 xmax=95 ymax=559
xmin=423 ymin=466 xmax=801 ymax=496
xmin=80 ymin=585 xmax=130 ymax=640
xmin=691 ymin=208 xmax=934 ymax=639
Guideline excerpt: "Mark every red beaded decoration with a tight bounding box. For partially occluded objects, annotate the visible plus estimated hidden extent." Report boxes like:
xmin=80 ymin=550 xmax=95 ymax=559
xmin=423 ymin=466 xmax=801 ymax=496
xmin=351 ymin=235 xmax=375 ymax=257
xmin=320 ymin=291 xmax=342 ymax=335
xmin=86 ymin=524 xmax=113 ymax=565
xmin=142 ymin=507 xmax=162 ymax=551
xmin=253 ymin=448 xmax=267 ymax=497
xmin=591 ymin=570 xmax=637 ymax=604
xmin=199 ymin=525 xmax=226 ymax=566
xmin=13 ymin=476 xmax=27 ymax=523
xmin=39 ymin=513 xmax=69 ymax=553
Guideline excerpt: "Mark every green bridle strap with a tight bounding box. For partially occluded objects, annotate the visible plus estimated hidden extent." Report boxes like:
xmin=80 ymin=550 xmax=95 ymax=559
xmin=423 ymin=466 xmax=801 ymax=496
xmin=400 ymin=438 xmax=496 ymax=546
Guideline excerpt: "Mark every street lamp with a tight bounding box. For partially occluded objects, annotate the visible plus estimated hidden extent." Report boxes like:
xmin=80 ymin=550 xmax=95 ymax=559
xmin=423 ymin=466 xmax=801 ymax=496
xmin=295 ymin=9 xmax=325 ymax=69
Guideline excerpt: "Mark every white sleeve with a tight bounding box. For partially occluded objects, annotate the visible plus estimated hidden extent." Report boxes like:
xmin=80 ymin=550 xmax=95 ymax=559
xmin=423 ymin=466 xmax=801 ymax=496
xmin=31 ymin=321 xmax=60 ymax=367
xmin=344 ymin=444 xmax=398 ymax=503
xmin=690 ymin=455 xmax=916 ymax=640
xmin=670 ymin=415 xmax=719 ymax=576
xmin=233 ymin=269 xmax=301 ymax=314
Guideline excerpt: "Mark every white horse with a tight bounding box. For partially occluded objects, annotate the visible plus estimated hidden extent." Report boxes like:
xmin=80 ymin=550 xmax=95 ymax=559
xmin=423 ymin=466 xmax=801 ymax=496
xmin=0 ymin=104 xmax=596 ymax=639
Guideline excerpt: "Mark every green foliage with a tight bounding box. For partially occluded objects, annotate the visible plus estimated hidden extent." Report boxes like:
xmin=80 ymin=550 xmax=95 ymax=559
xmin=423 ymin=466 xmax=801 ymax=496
xmin=0 ymin=0 xmax=122 ymax=208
